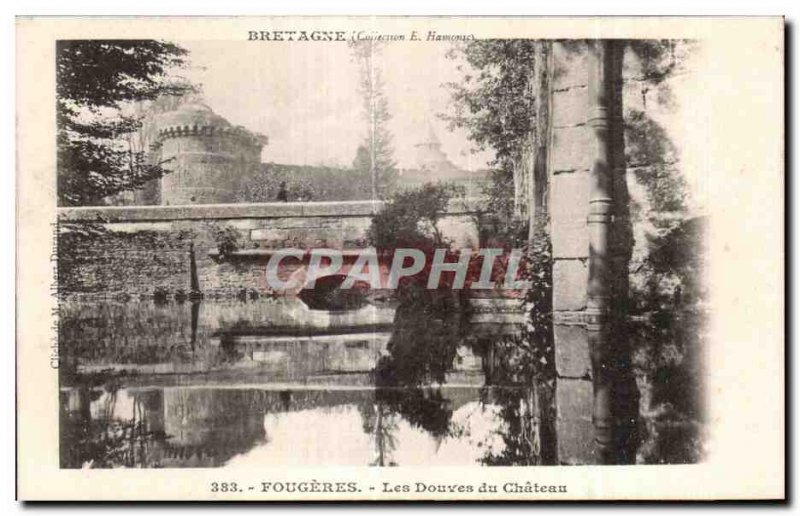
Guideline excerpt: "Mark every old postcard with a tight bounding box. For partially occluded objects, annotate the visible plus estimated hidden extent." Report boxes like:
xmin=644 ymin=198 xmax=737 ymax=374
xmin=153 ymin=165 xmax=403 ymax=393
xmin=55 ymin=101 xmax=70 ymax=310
xmin=16 ymin=16 xmax=784 ymax=501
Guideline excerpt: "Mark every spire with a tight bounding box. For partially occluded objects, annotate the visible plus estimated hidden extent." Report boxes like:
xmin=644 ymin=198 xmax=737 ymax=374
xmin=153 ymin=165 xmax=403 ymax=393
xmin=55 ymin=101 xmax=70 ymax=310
xmin=415 ymin=118 xmax=441 ymax=149
xmin=425 ymin=121 xmax=440 ymax=146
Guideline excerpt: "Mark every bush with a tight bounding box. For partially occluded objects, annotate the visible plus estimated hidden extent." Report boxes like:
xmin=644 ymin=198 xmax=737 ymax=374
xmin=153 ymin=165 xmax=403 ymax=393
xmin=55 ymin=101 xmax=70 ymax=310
xmin=208 ymin=223 xmax=241 ymax=260
xmin=368 ymin=182 xmax=461 ymax=250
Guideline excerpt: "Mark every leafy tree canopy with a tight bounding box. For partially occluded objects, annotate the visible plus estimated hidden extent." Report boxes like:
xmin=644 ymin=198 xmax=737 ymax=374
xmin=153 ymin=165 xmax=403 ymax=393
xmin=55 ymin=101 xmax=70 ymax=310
xmin=443 ymin=40 xmax=539 ymax=176
xmin=57 ymin=40 xmax=193 ymax=206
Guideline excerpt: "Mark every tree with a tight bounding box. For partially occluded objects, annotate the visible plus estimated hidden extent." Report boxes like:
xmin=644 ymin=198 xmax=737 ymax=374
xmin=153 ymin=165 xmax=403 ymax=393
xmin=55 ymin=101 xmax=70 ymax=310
xmin=57 ymin=40 xmax=193 ymax=206
xmin=349 ymin=41 xmax=397 ymax=200
xmin=442 ymin=40 xmax=544 ymax=233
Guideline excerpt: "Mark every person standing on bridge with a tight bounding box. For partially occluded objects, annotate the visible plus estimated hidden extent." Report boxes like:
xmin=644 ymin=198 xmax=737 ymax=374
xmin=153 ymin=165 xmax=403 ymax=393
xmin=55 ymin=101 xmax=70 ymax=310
xmin=277 ymin=180 xmax=288 ymax=202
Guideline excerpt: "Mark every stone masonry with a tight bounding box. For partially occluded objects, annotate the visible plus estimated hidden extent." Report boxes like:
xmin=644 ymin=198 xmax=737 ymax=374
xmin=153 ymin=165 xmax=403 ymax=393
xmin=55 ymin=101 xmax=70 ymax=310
xmin=58 ymin=200 xmax=480 ymax=299
xmin=548 ymin=41 xmax=632 ymax=464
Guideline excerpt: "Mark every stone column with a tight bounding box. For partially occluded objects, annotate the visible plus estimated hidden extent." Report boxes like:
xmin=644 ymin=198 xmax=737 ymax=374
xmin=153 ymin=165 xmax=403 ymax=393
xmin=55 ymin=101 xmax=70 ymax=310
xmin=586 ymin=39 xmax=616 ymax=464
xmin=550 ymin=41 xmax=595 ymax=465
xmin=549 ymin=40 xmax=629 ymax=464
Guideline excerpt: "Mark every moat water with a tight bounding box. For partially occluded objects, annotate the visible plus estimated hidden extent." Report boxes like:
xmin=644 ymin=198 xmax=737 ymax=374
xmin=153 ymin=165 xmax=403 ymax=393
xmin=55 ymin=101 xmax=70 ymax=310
xmin=58 ymin=298 xmax=557 ymax=467
xmin=58 ymin=297 xmax=705 ymax=467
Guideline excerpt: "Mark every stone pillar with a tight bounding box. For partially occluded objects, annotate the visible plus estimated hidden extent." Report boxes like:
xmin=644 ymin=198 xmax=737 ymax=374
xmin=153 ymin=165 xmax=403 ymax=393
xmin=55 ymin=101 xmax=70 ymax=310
xmin=586 ymin=40 xmax=617 ymax=464
xmin=550 ymin=41 xmax=595 ymax=464
xmin=549 ymin=40 xmax=628 ymax=464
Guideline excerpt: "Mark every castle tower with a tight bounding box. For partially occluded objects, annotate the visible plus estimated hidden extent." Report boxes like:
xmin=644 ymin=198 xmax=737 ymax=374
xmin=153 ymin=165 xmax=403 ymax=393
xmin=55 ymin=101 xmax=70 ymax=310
xmin=153 ymin=102 xmax=267 ymax=205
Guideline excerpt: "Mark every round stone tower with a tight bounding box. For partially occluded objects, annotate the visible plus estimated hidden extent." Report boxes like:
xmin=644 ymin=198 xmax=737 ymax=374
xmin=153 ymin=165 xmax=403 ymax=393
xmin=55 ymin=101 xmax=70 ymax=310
xmin=153 ymin=102 xmax=267 ymax=205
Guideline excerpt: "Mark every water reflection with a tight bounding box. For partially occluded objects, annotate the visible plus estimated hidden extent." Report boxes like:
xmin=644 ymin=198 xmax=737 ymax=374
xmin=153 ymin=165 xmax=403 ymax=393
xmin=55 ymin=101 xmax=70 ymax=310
xmin=61 ymin=383 xmax=541 ymax=468
xmin=59 ymin=298 xmax=552 ymax=468
xmin=59 ymin=297 xmax=703 ymax=467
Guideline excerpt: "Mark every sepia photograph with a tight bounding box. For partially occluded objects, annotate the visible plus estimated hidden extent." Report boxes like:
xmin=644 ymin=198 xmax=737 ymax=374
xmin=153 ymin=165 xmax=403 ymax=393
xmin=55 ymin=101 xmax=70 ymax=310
xmin=15 ymin=16 xmax=784 ymax=501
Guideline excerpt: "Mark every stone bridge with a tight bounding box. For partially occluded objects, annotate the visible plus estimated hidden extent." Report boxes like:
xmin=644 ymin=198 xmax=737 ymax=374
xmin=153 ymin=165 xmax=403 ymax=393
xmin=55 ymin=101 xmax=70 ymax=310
xmin=57 ymin=198 xmax=493 ymax=297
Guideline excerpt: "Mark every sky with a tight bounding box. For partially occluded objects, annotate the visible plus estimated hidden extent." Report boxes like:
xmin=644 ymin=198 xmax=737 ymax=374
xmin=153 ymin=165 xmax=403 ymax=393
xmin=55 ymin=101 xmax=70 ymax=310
xmin=181 ymin=40 xmax=493 ymax=171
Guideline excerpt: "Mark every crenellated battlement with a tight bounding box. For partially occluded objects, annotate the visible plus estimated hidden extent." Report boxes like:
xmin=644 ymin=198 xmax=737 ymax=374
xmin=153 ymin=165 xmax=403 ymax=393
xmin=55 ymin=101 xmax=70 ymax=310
xmin=157 ymin=124 xmax=267 ymax=146
xmin=150 ymin=101 xmax=268 ymax=205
